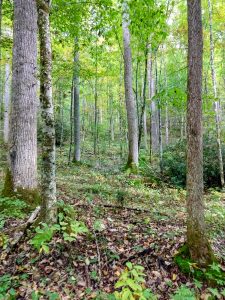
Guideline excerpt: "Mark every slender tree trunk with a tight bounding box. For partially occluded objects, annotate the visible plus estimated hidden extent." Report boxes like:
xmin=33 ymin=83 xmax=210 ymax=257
xmin=4 ymin=62 xmax=10 ymax=144
xmin=148 ymin=49 xmax=158 ymax=154
xmin=38 ymin=0 xmax=57 ymax=223
xmin=122 ymin=1 xmax=139 ymax=170
xmin=138 ymin=47 xmax=148 ymax=150
xmin=94 ymin=37 xmax=98 ymax=155
xmin=0 ymin=0 xmax=2 ymax=122
xmin=73 ymin=39 xmax=81 ymax=163
xmin=3 ymin=0 xmax=39 ymax=201
xmin=68 ymin=79 xmax=73 ymax=163
xmin=165 ymin=103 xmax=169 ymax=145
xmin=208 ymin=0 xmax=224 ymax=187
xmin=186 ymin=0 xmax=213 ymax=266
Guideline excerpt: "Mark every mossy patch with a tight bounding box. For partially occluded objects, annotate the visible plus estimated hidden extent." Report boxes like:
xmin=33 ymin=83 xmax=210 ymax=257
xmin=174 ymin=244 xmax=225 ymax=286
xmin=1 ymin=168 xmax=41 ymax=209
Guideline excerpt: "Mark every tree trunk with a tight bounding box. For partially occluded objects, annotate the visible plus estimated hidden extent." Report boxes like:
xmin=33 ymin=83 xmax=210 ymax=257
xmin=138 ymin=47 xmax=148 ymax=150
xmin=148 ymin=49 xmax=158 ymax=154
xmin=3 ymin=0 xmax=39 ymax=202
xmin=4 ymin=62 xmax=10 ymax=144
xmin=186 ymin=0 xmax=214 ymax=266
xmin=73 ymin=39 xmax=81 ymax=163
xmin=165 ymin=103 xmax=169 ymax=145
xmin=94 ymin=38 xmax=98 ymax=155
xmin=0 ymin=0 xmax=2 ymax=122
xmin=38 ymin=0 xmax=57 ymax=223
xmin=208 ymin=0 xmax=224 ymax=188
xmin=122 ymin=1 xmax=139 ymax=170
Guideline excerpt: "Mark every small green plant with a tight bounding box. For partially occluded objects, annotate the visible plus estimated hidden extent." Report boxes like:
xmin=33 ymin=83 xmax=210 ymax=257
xmin=30 ymin=201 xmax=88 ymax=253
xmin=170 ymin=285 xmax=196 ymax=300
xmin=114 ymin=262 xmax=157 ymax=300
xmin=30 ymin=223 xmax=58 ymax=253
xmin=0 ymin=274 xmax=17 ymax=300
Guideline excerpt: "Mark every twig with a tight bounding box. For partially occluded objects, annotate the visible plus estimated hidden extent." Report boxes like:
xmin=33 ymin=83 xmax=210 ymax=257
xmin=6 ymin=206 xmax=41 ymax=253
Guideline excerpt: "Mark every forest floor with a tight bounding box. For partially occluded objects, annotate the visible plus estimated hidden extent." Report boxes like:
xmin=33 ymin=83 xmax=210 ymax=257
xmin=0 ymin=148 xmax=225 ymax=299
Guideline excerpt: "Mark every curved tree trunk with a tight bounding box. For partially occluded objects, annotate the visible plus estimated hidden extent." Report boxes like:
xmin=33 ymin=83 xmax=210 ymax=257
xmin=3 ymin=0 xmax=39 ymax=202
xmin=122 ymin=1 xmax=138 ymax=170
xmin=38 ymin=0 xmax=57 ymax=223
xmin=186 ymin=0 xmax=214 ymax=266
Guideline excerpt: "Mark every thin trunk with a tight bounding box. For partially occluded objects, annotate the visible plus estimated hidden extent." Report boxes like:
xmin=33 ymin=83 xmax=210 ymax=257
xmin=38 ymin=0 xmax=57 ymax=223
xmin=94 ymin=37 xmax=98 ymax=155
xmin=73 ymin=39 xmax=81 ymax=163
xmin=3 ymin=0 xmax=39 ymax=199
xmin=4 ymin=62 xmax=10 ymax=144
xmin=208 ymin=0 xmax=224 ymax=187
xmin=122 ymin=1 xmax=139 ymax=170
xmin=165 ymin=103 xmax=169 ymax=145
xmin=138 ymin=47 xmax=148 ymax=150
xmin=186 ymin=0 xmax=213 ymax=266
xmin=148 ymin=50 xmax=158 ymax=154
xmin=0 ymin=0 xmax=2 ymax=122
xmin=68 ymin=80 xmax=73 ymax=163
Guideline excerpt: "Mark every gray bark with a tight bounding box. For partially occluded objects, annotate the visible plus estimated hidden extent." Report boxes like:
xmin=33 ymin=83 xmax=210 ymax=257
xmin=148 ymin=50 xmax=158 ymax=153
xmin=73 ymin=39 xmax=81 ymax=162
xmin=8 ymin=0 xmax=38 ymax=191
xmin=122 ymin=1 xmax=139 ymax=169
xmin=4 ymin=62 xmax=10 ymax=144
xmin=186 ymin=0 xmax=213 ymax=266
xmin=38 ymin=0 xmax=57 ymax=223
xmin=208 ymin=0 xmax=224 ymax=187
xmin=165 ymin=103 xmax=169 ymax=145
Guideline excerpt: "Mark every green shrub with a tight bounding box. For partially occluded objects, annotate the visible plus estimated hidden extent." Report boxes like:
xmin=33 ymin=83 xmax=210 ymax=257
xmin=162 ymin=135 xmax=225 ymax=188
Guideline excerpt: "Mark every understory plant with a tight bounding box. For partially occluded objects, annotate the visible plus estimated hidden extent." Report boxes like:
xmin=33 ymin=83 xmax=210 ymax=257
xmin=30 ymin=201 xmax=88 ymax=253
xmin=114 ymin=262 xmax=157 ymax=300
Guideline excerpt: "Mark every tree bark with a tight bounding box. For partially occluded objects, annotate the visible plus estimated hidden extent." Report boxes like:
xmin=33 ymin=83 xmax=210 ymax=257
xmin=38 ymin=0 xmax=57 ymax=223
xmin=4 ymin=62 xmax=10 ymax=144
xmin=4 ymin=0 xmax=39 ymax=200
xmin=148 ymin=49 xmax=158 ymax=155
xmin=208 ymin=0 xmax=224 ymax=188
xmin=122 ymin=1 xmax=139 ymax=170
xmin=73 ymin=38 xmax=81 ymax=163
xmin=186 ymin=0 xmax=214 ymax=266
xmin=138 ymin=46 xmax=148 ymax=150
xmin=0 ymin=0 xmax=2 ymax=121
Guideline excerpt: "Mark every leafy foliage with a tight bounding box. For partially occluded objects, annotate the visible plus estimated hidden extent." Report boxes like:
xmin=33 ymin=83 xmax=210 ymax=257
xmin=114 ymin=262 xmax=157 ymax=300
xmin=30 ymin=201 xmax=88 ymax=253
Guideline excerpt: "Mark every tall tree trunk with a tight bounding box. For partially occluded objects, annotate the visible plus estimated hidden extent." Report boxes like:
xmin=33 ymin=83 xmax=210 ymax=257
xmin=138 ymin=47 xmax=148 ymax=150
xmin=38 ymin=0 xmax=57 ymax=223
xmin=148 ymin=49 xmax=158 ymax=155
xmin=73 ymin=39 xmax=81 ymax=163
xmin=122 ymin=1 xmax=138 ymax=170
xmin=186 ymin=0 xmax=213 ymax=266
xmin=3 ymin=0 xmax=39 ymax=201
xmin=4 ymin=62 xmax=10 ymax=144
xmin=165 ymin=103 xmax=169 ymax=145
xmin=94 ymin=37 xmax=98 ymax=155
xmin=0 ymin=0 xmax=2 ymax=122
xmin=208 ymin=0 xmax=224 ymax=187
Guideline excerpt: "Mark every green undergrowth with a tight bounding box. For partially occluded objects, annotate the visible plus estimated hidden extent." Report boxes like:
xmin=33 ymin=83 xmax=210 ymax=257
xmin=174 ymin=245 xmax=225 ymax=287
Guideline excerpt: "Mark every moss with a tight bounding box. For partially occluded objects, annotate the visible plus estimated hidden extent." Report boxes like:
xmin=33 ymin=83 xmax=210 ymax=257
xmin=1 ymin=168 xmax=41 ymax=209
xmin=2 ymin=168 xmax=14 ymax=198
xmin=125 ymin=157 xmax=139 ymax=174
xmin=174 ymin=244 xmax=222 ymax=284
